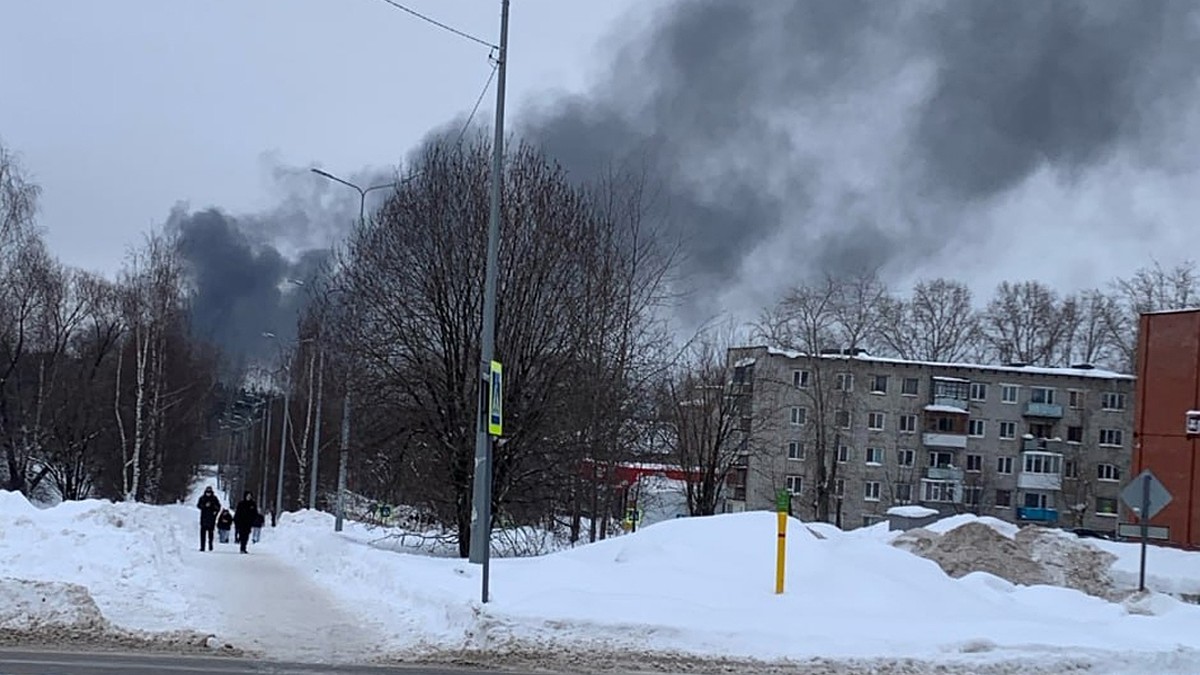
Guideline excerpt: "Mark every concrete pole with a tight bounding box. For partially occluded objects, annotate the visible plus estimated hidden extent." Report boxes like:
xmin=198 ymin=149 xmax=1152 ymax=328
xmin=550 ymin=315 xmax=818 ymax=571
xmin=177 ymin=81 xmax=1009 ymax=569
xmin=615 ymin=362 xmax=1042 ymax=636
xmin=335 ymin=392 xmax=351 ymax=532
xmin=468 ymin=0 xmax=510 ymax=605
xmin=309 ymin=346 xmax=325 ymax=510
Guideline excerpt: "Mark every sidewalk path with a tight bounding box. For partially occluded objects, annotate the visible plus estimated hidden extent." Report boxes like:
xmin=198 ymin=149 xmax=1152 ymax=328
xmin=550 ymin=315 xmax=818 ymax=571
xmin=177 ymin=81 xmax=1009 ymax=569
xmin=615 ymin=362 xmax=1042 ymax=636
xmin=172 ymin=506 xmax=385 ymax=664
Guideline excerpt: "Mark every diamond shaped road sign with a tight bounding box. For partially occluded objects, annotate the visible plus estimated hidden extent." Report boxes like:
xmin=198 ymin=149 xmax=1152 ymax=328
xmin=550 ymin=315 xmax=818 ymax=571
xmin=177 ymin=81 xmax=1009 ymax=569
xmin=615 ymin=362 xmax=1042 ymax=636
xmin=1120 ymin=469 xmax=1172 ymax=521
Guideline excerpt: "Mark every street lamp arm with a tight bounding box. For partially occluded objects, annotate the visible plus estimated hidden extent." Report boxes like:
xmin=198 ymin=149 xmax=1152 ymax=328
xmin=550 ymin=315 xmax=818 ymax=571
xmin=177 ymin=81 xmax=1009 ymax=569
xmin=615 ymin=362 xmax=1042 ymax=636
xmin=310 ymin=168 xmax=366 ymax=197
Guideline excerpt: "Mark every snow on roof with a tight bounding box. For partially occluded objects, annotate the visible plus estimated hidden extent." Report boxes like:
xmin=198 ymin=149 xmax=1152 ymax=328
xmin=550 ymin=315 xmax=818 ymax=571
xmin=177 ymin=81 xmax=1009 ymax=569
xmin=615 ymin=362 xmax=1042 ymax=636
xmin=924 ymin=404 xmax=968 ymax=414
xmin=887 ymin=505 xmax=939 ymax=519
xmin=1188 ymin=410 xmax=1200 ymax=416
xmin=750 ymin=346 xmax=1133 ymax=380
xmin=1142 ymin=307 xmax=1200 ymax=316
xmin=932 ymin=376 xmax=970 ymax=383
xmin=734 ymin=357 xmax=757 ymax=368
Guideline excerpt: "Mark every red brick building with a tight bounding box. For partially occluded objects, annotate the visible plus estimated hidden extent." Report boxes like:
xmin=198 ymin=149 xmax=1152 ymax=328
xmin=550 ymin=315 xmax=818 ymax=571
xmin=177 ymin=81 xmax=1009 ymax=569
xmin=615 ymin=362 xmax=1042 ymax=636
xmin=1133 ymin=309 xmax=1200 ymax=548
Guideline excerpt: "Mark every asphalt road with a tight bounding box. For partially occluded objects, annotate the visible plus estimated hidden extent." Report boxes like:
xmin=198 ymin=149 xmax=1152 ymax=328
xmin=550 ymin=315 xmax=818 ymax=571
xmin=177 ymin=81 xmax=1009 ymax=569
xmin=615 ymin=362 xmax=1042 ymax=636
xmin=0 ymin=650 xmax=535 ymax=675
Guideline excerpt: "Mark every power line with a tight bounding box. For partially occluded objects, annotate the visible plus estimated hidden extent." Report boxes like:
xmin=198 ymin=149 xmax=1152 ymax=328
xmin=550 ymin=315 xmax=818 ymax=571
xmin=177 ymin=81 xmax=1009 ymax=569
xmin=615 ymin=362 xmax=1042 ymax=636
xmin=374 ymin=0 xmax=497 ymax=50
xmin=454 ymin=62 xmax=499 ymax=149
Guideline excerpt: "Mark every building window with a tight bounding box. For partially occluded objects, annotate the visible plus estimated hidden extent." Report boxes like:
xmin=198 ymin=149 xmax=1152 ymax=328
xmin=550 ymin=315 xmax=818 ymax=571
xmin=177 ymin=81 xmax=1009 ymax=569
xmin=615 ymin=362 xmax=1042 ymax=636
xmin=836 ymin=373 xmax=854 ymax=392
xmin=833 ymin=478 xmax=845 ymax=497
xmin=966 ymin=454 xmax=982 ymax=472
xmin=866 ymin=447 xmax=884 ymax=465
xmin=1099 ymin=429 xmax=1123 ymax=447
xmin=868 ymin=412 xmax=886 ymax=430
xmin=922 ymin=480 xmax=957 ymax=503
xmin=1029 ymin=422 xmax=1054 ymax=439
xmin=1030 ymin=387 xmax=1055 ymax=404
xmin=894 ymin=483 xmax=913 ymax=503
xmin=836 ymin=410 xmax=852 ymax=429
xmin=793 ymin=370 xmax=810 ymax=388
xmin=1097 ymin=463 xmax=1121 ymax=482
xmin=902 ymin=377 xmax=919 ymax=396
xmin=933 ymin=415 xmax=958 ymax=433
xmin=871 ymin=375 xmax=889 ymax=394
xmin=1067 ymin=425 xmax=1083 ymax=443
xmin=929 ymin=451 xmax=954 ymax=468
xmin=1096 ymin=497 xmax=1118 ymax=516
xmin=1102 ymin=392 xmax=1126 ymax=411
xmin=996 ymin=456 xmax=1014 ymax=474
xmin=899 ymin=414 xmax=917 ymax=433
xmin=865 ymin=481 xmax=881 ymax=501
xmin=968 ymin=419 xmax=986 ymax=437
xmin=1023 ymin=453 xmax=1061 ymax=474
xmin=998 ymin=421 xmax=1016 ymax=440
xmin=1001 ymin=385 xmax=1019 ymax=404
xmin=969 ymin=382 xmax=987 ymax=401
xmin=1068 ymin=390 xmax=1083 ymax=409
xmin=786 ymin=475 xmax=803 ymax=495
xmin=1024 ymin=492 xmax=1049 ymax=509
xmin=1064 ymin=460 xmax=1079 ymax=479
xmin=995 ymin=489 xmax=1012 ymax=507
xmin=838 ymin=445 xmax=851 ymax=463
xmin=963 ymin=485 xmax=982 ymax=506
xmin=787 ymin=441 xmax=805 ymax=460
xmin=896 ymin=449 xmax=915 ymax=467
xmin=789 ymin=406 xmax=807 ymax=426
xmin=862 ymin=514 xmax=884 ymax=527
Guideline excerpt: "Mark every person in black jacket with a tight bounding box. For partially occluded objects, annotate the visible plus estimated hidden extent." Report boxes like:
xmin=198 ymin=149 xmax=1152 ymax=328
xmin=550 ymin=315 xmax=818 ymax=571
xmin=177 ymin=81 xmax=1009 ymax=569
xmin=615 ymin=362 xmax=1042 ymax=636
xmin=251 ymin=509 xmax=265 ymax=543
xmin=196 ymin=487 xmax=221 ymax=551
xmin=216 ymin=508 xmax=234 ymax=543
xmin=233 ymin=491 xmax=258 ymax=554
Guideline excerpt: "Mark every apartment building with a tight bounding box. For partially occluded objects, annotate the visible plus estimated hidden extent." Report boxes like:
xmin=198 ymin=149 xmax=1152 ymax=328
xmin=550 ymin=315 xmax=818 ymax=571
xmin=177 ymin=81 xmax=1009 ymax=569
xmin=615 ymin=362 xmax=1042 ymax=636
xmin=725 ymin=346 xmax=1135 ymax=532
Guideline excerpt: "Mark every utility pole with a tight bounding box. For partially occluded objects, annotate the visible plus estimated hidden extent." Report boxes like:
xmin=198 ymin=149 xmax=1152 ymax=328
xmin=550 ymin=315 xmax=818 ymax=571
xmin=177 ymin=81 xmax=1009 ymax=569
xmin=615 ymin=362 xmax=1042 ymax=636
xmin=309 ymin=346 xmax=325 ymax=510
xmin=468 ymin=0 xmax=509 ymax=605
xmin=275 ymin=385 xmax=289 ymax=523
xmin=335 ymin=392 xmax=351 ymax=532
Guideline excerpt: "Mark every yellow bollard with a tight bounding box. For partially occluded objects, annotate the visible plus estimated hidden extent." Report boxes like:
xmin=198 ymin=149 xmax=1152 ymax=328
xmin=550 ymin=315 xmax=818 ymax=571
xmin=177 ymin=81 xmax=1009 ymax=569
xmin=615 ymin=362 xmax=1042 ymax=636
xmin=775 ymin=489 xmax=789 ymax=594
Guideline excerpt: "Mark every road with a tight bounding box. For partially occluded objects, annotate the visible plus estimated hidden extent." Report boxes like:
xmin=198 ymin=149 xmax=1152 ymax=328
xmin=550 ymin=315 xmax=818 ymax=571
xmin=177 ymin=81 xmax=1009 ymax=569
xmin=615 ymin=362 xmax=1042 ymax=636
xmin=0 ymin=650 xmax=534 ymax=675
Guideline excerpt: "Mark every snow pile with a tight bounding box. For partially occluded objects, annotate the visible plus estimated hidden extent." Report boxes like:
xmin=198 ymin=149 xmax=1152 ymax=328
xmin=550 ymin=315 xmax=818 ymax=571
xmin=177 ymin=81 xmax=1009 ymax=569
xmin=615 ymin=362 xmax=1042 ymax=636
xmin=0 ymin=578 xmax=108 ymax=632
xmin=1086 ymin=536 xmax=1200 ymax=599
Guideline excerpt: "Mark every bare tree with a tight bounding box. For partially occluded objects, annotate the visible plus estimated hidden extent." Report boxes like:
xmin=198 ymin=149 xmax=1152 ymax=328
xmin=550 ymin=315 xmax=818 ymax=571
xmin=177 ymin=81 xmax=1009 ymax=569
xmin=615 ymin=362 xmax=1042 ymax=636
xmin=1107 ymin=260 xmax=1199 ymax=370
xmin=335 ymin=137 xmax=672 ymax=556
xmin=980 ymin=281 xmax=1073 ymax=366
xmin=658 ymin=325 xmax=748 ymax=516
xmin=880 ymin=278 xmax=983 ymax=362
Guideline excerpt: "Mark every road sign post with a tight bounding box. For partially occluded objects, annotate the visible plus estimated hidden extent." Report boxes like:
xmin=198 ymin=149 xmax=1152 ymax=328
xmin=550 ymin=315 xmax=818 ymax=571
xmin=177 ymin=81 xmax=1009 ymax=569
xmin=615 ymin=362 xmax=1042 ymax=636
xmin=775 ymin=489 xmax=790 ymax=594
xmin=1119 ymin=469 xmax=1173 ymax=593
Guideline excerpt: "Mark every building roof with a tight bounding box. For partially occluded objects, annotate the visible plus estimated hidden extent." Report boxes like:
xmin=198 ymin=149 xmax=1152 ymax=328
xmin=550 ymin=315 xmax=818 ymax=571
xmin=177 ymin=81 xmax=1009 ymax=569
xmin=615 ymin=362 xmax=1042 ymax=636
xmin=749 ymin=346 xmax=1135 ymax=381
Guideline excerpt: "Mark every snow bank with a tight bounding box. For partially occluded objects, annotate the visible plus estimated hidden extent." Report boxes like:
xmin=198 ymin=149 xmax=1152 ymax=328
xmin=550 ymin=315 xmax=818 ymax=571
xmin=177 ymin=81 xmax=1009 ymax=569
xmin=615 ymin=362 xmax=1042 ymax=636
xmin=269 ymin=510 xmax=1200 ymax=665
xmin=923 ymin=513 xmax=1020 ymax=539
xmin=0 ymin=578 xmax=109 ymax=632
xmin=0 ymin=490 xmax=194 ymax=633
xmin=1085 ymin=536 xmax=1200 ymax=597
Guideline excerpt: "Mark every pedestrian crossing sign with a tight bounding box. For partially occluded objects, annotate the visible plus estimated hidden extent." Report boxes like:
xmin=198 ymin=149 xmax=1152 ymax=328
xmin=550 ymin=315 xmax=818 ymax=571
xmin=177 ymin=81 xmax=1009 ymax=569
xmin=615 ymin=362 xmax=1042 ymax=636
xmin=488 ymin=360 xmax=503 ymax=436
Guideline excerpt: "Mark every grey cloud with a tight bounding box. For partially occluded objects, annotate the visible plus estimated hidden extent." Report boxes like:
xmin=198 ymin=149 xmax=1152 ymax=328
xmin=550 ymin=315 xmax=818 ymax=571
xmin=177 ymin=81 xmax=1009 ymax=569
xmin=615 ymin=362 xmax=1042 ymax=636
xmin=519 ymin=0 xmax=1200 ymax=321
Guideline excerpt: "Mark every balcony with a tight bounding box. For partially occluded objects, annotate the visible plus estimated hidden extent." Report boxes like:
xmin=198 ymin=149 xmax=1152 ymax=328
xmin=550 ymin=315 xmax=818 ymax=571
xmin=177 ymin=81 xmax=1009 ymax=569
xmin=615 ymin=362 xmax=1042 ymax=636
xmin=1016 ymin=507 xmax=1059 ymax=523
xmin=923 ymin=432 xmax=968 ymax=449
xmin=931 ymin=397 xmax=969 ymax=412
xmin=1022 ymin=437 xmax=1064 ymax=452
xmin=926 ymin=466 xmax=965 ymax=482
xmin=1024 ymin=402 xmax=1064 ymax=418
xmin=1017 ymin=472 xmax=1063 ymax=491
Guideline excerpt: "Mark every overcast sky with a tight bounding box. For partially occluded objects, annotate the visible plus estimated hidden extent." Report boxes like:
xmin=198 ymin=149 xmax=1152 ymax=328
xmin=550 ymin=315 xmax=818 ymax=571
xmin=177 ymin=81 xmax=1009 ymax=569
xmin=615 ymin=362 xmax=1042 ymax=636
xmin=4 ymin=0 xmax=1200 ymax=345
xmin=1 ymin=0 xmax=638 ymax=272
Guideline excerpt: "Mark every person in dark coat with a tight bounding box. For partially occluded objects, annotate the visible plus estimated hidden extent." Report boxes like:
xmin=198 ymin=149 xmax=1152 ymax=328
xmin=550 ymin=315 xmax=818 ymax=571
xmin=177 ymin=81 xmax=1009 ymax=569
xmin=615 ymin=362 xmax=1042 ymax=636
xmin=216 ymin=508 xmax=234 ymax=543
xmin=251 ymin=509 xmax=265 ymax=543
xmin=196 ymin=486 xmax=220 ymax=551
xmin=233 ymin=491 xmax=258 ymax=554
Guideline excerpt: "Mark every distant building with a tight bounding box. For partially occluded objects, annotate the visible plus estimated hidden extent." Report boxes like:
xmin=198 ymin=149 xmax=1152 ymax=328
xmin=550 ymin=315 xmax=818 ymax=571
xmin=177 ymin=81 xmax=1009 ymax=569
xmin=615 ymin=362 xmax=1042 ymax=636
xmin=725 ymin=346 xmax=1135 ymax=532
xmin=1132 ymin=309 xmax=1200 ymax=548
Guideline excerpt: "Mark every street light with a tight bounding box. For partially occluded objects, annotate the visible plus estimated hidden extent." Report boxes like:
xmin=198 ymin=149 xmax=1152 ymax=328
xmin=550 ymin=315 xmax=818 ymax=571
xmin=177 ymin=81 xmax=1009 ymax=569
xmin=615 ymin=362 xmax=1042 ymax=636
xmin=309 ymin=168 xmax=405 ymax=532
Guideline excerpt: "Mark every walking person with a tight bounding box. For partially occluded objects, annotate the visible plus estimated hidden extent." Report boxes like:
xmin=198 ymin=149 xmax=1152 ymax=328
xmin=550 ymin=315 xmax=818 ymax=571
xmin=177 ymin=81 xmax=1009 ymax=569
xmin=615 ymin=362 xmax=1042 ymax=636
xmin=233 ymin=491 xmax=258 ymax=554
xmin=197 ymin=486 xmax=220 ymax=551
xmin=217 ymin=508 xmax=233 ymax=544
xmin=251 ymin=509 xmax=265 ymax=543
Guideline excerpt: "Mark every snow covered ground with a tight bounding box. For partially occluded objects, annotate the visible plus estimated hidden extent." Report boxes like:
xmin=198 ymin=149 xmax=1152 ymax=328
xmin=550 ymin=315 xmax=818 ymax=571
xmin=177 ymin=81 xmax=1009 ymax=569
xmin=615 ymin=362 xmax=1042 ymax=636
xmin=5 ymin=484 xmax=1200 ymax=673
